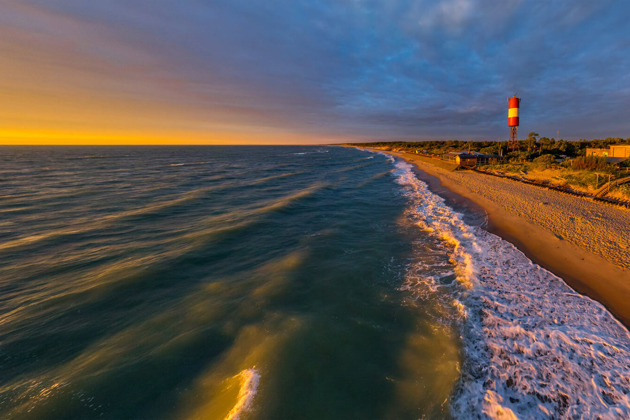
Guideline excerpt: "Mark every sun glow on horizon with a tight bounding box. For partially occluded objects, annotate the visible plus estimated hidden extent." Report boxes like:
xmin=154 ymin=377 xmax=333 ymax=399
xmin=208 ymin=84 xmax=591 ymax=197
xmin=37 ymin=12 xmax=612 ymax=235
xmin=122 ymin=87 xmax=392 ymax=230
xmin=0 ymin=129 xmax=335 ymax=146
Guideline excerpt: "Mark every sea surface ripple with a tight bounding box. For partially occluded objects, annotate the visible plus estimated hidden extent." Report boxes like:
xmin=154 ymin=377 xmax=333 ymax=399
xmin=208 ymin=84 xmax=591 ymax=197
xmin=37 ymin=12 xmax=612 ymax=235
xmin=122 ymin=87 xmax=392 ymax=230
xmin=0 ymin=146 xmax=459 ymax=419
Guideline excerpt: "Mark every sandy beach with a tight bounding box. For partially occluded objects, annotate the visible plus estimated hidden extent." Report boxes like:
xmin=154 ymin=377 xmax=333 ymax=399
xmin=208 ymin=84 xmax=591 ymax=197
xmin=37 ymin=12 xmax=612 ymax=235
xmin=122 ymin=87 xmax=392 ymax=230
xmin=372 ymin=149 xmax=630 ymax=327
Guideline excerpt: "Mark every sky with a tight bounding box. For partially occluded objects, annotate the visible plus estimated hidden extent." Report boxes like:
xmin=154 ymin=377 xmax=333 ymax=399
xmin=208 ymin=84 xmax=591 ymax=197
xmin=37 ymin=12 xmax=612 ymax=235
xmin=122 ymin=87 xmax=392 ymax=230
xmin=1 ymin=0 xmax=630 ymax=145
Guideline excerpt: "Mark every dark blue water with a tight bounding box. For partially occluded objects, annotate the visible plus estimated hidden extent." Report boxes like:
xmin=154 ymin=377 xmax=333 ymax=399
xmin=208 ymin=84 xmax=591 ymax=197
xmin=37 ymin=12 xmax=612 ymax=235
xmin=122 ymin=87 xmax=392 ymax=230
xmin=0 ymin=146 xmax=460 ymax=419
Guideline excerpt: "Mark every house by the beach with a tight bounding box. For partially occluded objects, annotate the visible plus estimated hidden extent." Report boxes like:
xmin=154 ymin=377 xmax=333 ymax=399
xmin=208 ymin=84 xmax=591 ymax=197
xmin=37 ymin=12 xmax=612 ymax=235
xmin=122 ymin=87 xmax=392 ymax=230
xmin=442 ymin=151 xmax=504 ymax=167
xmin=443 ymin=152 xmax=476 ymax=166
xmin=586 ymin=144 xmax=630 ymax=163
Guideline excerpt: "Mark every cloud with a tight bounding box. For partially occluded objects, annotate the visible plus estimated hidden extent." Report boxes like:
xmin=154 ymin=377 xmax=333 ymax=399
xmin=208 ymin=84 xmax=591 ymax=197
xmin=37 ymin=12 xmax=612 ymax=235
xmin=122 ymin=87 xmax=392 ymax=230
xmin=417 ymin=0 xmax=475 ymax=32
xmin=1 ymin=0 xmax=629 ymax=142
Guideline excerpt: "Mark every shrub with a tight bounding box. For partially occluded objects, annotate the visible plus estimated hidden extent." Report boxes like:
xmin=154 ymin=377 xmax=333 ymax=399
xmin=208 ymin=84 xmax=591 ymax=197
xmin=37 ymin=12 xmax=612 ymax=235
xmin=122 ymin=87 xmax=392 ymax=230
xmin=533 ymin=154 xmax=555 ymax=163
xmin=480 ymin=145 xmax=499 ymax=155
xmin=533 ymin=154 xmax=556 ymax=167
xmin=570 ymin=156 xmax=609 ymax=171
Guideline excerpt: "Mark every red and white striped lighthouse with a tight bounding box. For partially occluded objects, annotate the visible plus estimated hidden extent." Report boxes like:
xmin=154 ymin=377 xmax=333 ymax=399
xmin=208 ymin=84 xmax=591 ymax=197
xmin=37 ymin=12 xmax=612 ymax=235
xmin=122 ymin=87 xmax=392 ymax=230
xmin=508 ymin=96 xmax=520 ymax=150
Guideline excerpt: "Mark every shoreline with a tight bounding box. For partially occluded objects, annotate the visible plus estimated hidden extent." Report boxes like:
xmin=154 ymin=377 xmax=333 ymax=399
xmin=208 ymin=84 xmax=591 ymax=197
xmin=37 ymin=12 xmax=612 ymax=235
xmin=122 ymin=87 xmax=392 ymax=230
xmin=368 ymin=148 xmax=630 ymax=328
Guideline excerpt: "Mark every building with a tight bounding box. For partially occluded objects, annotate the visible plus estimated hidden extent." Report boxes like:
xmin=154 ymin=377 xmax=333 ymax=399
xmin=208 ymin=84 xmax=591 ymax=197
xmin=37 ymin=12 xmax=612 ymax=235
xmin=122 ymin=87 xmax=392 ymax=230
xmin=610 ymin=144 xmax=630 ymax=159
xmin=587 ymin=145 xmax=630 ymax=163
xmin=442 ymin=151 xmax=504 ymax=167
xmin=443 ymin=152 xmax=477 ymax=166
xmin=586 ymin=148 xmax=610 ymax=157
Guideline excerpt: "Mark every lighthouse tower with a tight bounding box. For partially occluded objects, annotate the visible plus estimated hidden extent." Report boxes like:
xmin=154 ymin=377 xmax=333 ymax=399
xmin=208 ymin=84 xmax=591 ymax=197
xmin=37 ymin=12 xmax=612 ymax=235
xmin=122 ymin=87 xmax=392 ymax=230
xmin=508 ymin=96 xmax=520 ymax=151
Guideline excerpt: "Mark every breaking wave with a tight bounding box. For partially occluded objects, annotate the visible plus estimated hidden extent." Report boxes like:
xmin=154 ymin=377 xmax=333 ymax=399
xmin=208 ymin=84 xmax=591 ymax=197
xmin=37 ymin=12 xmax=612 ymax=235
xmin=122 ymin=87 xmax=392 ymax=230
xmin=392 ymin=159 xmax=630 ymax=419
xmin=225 ymin=369 xmax=260 ymax=420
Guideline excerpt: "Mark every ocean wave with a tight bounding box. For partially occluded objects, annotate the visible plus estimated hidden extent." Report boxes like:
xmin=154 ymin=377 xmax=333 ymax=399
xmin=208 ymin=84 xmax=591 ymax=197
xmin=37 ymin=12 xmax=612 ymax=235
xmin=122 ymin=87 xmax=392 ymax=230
xmin=168 ymin=162 xmax=209 ymax=167
xmin=329 ymin=161 xmax=377 ymax=174
xmin=291 ymin=148 xmax=328 ymax=156
xmin=367 ymin=149 xmax=395 ymax=164
xmin=0 ymin=173 xmax=307 ymax=254
xmin=0 ymin=189 xmax=316 ymax=328
xmin=0 ymin=189 xmax=205 ymax=253
xmin=66 ymin=156 xmax=107 ymax=160
xmin=225 ymin=369 xmax=260 ymax=420
xmin=392 ymin=159 xmax=630 ymax=418
xmin=250 ymin=172 xmax=304 ymax=185
xmin=353 ymin=171 xmax=391 ymax=189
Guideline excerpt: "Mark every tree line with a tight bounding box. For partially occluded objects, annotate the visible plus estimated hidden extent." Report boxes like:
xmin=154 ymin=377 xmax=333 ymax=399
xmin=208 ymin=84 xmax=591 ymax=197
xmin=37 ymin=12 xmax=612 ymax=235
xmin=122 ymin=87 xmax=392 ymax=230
xmin=348 ymin=136 xmax=629 ymax=161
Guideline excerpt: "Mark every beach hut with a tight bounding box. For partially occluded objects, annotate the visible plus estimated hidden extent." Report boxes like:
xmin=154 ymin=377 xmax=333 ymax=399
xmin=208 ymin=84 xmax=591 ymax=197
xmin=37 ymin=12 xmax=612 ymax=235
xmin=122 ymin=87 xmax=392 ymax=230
xmin=442 ymin=151 xmax=504 ymax=167
xmin=442 ymin=152 xmax=477 ymax=166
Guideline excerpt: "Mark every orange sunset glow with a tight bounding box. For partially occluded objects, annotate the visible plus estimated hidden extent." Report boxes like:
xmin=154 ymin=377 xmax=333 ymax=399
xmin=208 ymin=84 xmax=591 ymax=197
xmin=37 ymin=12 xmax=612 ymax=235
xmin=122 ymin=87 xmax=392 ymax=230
xmin=2 ymin=1 xmax=630 ymax=143
xmin=0 ymin=129 xmax=327 ymax=146
xmin=0 ymin=2 xmax=335 ymax=145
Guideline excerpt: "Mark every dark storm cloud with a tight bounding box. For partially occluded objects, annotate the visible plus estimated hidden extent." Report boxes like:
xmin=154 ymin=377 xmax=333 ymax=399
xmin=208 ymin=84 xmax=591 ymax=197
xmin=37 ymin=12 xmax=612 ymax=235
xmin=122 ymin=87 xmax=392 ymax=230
xmin=4 ymin=0 xmax=630 ymax=141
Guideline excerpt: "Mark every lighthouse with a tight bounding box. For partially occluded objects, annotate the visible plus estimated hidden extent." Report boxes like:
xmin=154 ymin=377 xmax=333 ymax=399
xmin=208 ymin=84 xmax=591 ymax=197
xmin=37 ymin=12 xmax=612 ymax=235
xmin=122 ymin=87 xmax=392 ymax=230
xmin=508 ymin=96 xmax=520 ymax=151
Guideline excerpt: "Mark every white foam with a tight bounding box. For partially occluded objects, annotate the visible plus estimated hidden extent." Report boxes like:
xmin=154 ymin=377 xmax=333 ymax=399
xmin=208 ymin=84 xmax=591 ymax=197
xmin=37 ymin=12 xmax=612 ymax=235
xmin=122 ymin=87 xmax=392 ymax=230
xmin=224 ymin=368 xmax=260 ymax=420
xmin=364 ymin=148 xmax=395 ymax=164
xmin=392 ymin=159 xmax=630 ymax=419
xmin=291 ymin=149 xmax=329 ymax=156
xmin=168 ymin=162 xmax=208 ymax=167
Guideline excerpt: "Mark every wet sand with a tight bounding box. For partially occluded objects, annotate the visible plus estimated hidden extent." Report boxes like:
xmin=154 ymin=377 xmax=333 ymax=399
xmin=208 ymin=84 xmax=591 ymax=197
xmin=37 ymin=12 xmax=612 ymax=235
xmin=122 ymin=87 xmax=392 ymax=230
xmin=373 ymin=149 xmax=630 ymax=328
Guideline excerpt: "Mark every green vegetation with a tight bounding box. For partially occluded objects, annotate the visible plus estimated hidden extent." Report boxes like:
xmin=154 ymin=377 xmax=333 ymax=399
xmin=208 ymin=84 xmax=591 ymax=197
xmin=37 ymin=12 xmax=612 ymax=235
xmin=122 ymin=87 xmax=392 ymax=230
xmin=349 ymin=137 xmax=628 ymax=160
xmin=532 ymin=154 xmax=555 ymax=165
xmin=618 ymin=183 xmax=630 ymax=195
xmin=570 ymin=156 xmax=609 ymax=171
xmin=348 ymin=137 xmax=630 ymax=198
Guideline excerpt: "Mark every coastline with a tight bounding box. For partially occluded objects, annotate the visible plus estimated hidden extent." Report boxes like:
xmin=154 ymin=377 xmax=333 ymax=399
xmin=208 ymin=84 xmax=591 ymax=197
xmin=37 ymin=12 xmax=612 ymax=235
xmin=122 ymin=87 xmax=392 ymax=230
xmin=368 ymin=148 xmax=630 ymax=328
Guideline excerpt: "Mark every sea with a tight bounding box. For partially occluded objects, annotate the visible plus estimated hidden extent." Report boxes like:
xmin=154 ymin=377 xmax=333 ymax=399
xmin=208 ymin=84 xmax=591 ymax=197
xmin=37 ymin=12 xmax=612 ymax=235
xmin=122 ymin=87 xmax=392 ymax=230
xmin=0 ymin=145 xmax=629 ymax=420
